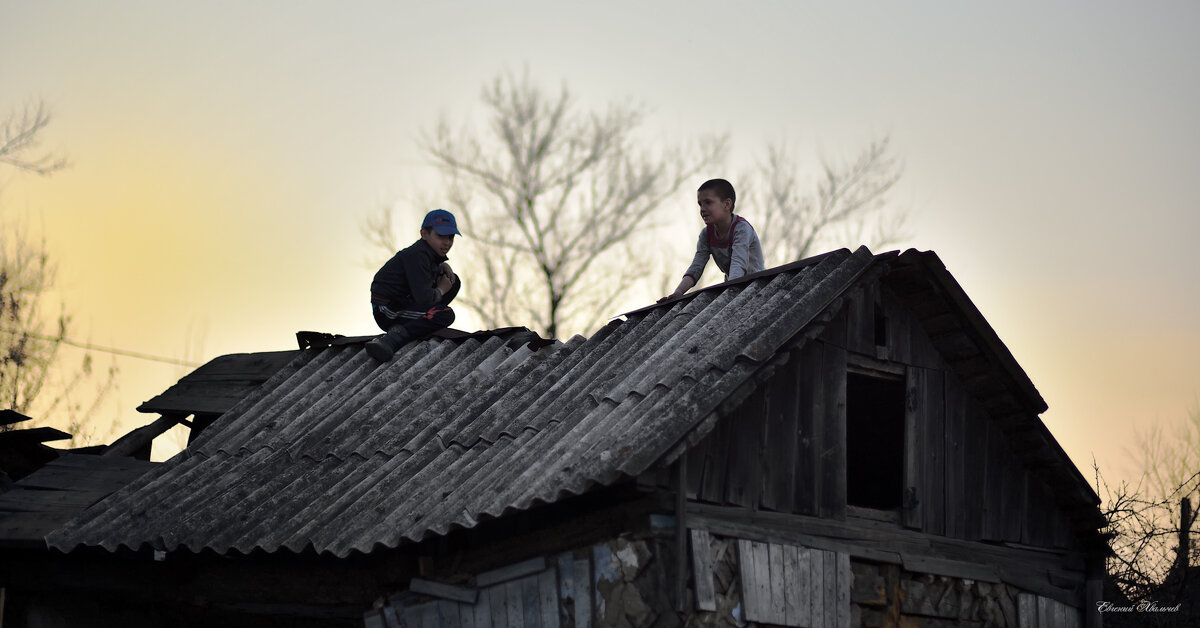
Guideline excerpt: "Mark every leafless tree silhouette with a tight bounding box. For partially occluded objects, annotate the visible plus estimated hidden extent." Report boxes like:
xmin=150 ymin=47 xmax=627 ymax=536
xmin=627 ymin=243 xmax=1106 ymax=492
xmin=366 ymin=69 xmax=725 ymax=338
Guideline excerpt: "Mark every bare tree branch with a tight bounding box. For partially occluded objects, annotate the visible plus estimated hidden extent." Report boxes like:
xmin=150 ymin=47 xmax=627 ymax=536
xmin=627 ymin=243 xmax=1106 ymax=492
xmin=366 ymin=69 xmax=725 ymax=338
xmin=1 ymin=102 xmax=115 ymax=445
xmin=0 ymin=102 xmax=69 ymax=176
xmin=747 ymin=135 xmax=907 ymax=268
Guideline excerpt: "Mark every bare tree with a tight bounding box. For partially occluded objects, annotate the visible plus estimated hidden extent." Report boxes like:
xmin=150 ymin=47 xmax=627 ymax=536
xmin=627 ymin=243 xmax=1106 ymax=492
xmin=366 ymin=70 xmax=725 ymax=339
xmin=747 ymin=136 xmax=907 ymax=267
xmin=1099 ymin=404 xmax=1200 ymax=609
xmin=1097 ymin=462 xmax=1199 ymax=624
xmin=1 ymin=102 xmax=68 ymax=176
xmin=1 ymin=101 xmax=116 ymax=444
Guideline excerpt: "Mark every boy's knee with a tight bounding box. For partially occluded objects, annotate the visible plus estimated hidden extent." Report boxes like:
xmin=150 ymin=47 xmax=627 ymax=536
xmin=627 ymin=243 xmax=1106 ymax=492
xmin=432 ymin=307 xmax=455 ymax=327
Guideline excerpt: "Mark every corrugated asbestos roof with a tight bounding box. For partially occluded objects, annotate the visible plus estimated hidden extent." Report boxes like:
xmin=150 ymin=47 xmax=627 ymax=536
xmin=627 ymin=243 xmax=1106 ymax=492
xmin=49 ymin=247 xmax=877 ymax=557
xmin=47 ymin=246 xmax=1101 ymax=556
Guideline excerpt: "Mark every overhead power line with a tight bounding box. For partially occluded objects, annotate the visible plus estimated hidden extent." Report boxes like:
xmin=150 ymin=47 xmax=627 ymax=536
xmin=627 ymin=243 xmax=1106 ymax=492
xmin=0 ymin=327 xmax=201 ymax=367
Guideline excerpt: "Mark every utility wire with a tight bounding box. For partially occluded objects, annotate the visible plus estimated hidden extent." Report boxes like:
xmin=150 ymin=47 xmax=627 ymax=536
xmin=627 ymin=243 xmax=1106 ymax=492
xmin=0 ymin=327 xmax=201 ymax=367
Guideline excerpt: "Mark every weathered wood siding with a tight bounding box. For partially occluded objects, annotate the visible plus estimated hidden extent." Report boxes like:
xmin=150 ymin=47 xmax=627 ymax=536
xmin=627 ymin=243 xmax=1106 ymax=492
xmin=685 ymin=338 xmax=846 ymax=520
xmin=734 ymin=539 xmax=851 ymax=628
xmin=370 ymin=538 xmax=667 ymax=628
xmin=682 ymin=281 xmax=1083 ymax=551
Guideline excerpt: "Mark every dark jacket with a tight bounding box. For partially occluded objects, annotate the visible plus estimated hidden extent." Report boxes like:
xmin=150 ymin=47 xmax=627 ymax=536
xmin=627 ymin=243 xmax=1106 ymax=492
xmin=370 ymin=239 xmax=446 ymax=309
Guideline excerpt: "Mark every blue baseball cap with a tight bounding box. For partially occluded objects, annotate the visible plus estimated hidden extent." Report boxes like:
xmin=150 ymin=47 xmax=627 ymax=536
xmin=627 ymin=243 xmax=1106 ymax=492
xmin=422 ymin=209 xmax=461 ymax=236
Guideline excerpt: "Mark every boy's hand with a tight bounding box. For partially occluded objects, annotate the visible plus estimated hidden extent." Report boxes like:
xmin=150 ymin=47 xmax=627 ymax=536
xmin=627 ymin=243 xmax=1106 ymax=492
xmin=658 ymin=276 xmax=695 ymax=303
xmin=436 ymin=262 xmax=457 ymax=293
xmin=437 ymin=273 xmax=454 ymax=295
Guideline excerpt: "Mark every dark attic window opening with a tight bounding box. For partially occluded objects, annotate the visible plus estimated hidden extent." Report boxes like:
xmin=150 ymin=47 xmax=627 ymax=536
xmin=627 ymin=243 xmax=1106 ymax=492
xmin=846 ymin=372 xmax=905 ymax=511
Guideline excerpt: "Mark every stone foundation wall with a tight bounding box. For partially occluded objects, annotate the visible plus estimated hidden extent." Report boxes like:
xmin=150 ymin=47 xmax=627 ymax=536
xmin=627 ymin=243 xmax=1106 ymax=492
xmin=852 ymin=561 xmax=1023 ymax=627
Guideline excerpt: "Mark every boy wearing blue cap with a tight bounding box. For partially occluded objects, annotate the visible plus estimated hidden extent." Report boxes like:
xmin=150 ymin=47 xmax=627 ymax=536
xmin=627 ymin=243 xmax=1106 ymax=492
xmin=366 ymin=209 xmax=463 ymax=362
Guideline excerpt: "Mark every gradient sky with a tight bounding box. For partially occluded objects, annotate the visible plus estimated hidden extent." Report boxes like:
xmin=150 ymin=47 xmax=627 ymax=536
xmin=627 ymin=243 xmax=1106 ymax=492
xmin=2 ymin=1 xmax=1197 ymax=483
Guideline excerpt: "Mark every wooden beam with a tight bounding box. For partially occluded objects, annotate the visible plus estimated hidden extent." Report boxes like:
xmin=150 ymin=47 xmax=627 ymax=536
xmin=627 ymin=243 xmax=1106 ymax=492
xmin=686 ymin=503 xmax=1088 ymax=604
xmin=474 ymin=557 xmax=546 ymax=588
xmin=103 ymin=414 xmax=188 ymax=458
xmin=409 ymin=578 xmax=478 ymax=604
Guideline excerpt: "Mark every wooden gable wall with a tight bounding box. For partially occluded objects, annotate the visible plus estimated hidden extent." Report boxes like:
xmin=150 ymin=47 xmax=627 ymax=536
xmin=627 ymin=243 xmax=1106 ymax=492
xmin=680 ymin=277 xmax=1085 ymax=551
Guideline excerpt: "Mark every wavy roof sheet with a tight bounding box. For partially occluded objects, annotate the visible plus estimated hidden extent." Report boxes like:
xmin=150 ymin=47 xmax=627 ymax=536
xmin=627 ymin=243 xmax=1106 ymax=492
xmin=50 ymin=248 xmax=875 ymax=557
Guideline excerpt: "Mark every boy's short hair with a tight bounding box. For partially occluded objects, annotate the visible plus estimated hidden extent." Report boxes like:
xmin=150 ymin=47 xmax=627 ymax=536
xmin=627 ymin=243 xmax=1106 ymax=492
xmin=698 ymin=178 xmax=736 ymax=209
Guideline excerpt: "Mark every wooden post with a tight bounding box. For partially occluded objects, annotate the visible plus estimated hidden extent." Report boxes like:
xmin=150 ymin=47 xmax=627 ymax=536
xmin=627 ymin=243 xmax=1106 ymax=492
xmin=675 ymin=452 xmax=688 ymax=612
xmin=103 ymin=413 xmax=187 ymax=458
xmin=1177 ymin=497 xmax=1192 ymax=573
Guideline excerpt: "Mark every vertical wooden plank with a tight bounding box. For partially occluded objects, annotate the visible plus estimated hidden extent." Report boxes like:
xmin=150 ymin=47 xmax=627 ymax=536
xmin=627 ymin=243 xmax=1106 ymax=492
xmin=798 ymin=547 xmax=814 ymax=628
xmin=726 ymin=393 xmax=765 ymax=508
xmin=556 ymin=554 xmax=574 ymax=592
xmin=382 ymin=606 xmax=401 ymax=628
xmin=489 ymin=583 xmax=509 ymax=628
xmin=737 ymin=539 xmax=760 ymax=621
xmin=538 ymin=569 xmax=560 ymax=628
xmin=460 ymin=602 xmax=476 ymax=628
xmin=760 ymin=378 xmax=783 ymax=511
xmin=981 ymin=417 xmax=1006 ymax=541
xmin=943 ymin=371 xmax=967 ymax=539
xmin=700 ymin=416 xmax=732 ymax=504
xmin=835 ymin=552 xmax=851 ymax=628
xmin=505 ymin=580 xmax=523 ymax=627
xmin=922 ymin=369 xmax=945 ymax=536
xmin=821 ymin=551 xmax=837 ymax=628
xmin=963 ymin=394 xmax=988 ymax=540
xmin=816 ymin=298 xmax=849 ymax=348
xmin=902 ymin=369 xmax=922 ymax=530
xmin=690 ymin=529 xmax=717 ymax=611
xmin=1053 ymin=599 xmax=1068 ymax=628
xmin=473 ymin=586 xmax=492 ymax=628
xmin=1037 ymin=595 xmax=1053 ymax=628
xmin=796 ymin=342 xmax=823 ymax=516
xmin=438 ymin=600 xmax=462 ymax=628
xmin=521 ymin=575 xmax=540 ymax=628
xmin=573 ymin=558 xmax=592 ymax=628
xmin=768 ymin=542 xmax=787 ymax=624
xmin=1023 ymin=475 xmax=1057 ymax=547
xmin=407 ymin=603 xmax=438 ymax=628
xmin=753 ymin=542 xmax=773 ymax=622
xmin=1017 ymin=592 xmax=1037 ymax=628
xmin=764 ymin=356 xmax=801 ymax=513
xmin=782 ymin=544 xmax=805 ymax=627
xmin=809 ymin=547 xmax=824 ymax=627
xmin=402 ymin=604 xmax=420 ymax=628
xmin=777 ymin=542 xmax=796 ymax=624
xmin=685 ymin=435 xmax=707 ymax=500
xmin=424 ymin=603 xmax=443 ymax=628
xmin=384 ymin=607 xmax=403 ymax=628
xmin=883 ymin=291 xmax=911 ymax=364
xmin=846 ymin=284 xmax=875 ymax=355
xmin=819 ymin=343 xmax=847 ymax=520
